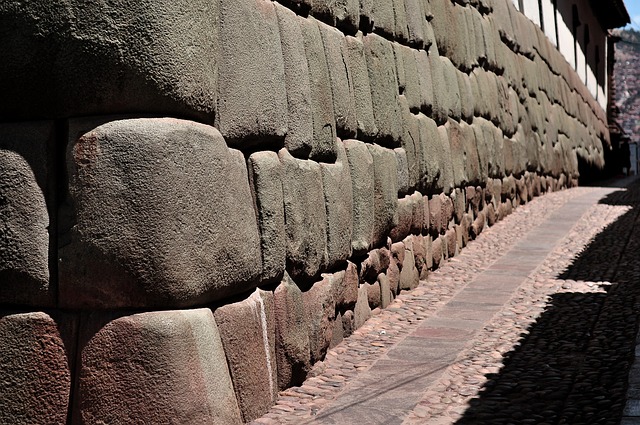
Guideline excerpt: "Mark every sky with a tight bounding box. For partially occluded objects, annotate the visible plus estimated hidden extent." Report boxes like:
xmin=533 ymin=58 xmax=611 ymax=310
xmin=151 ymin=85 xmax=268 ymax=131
xmin=625 ymin=0 xmax=640 ymax=30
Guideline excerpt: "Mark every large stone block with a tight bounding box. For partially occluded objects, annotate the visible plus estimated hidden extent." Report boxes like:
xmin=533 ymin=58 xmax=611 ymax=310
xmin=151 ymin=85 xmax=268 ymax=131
xmin=428 ymin=48 xmax=449 ymax=124
xmin=0 ymin=122 xmax=56 ymax=306
xmin=445 ymin=119 xmax=467 ymax=188
xmin=460 ymin=121 xmax=482 ymax=185
xmin=0 ymin=311 xmax=76 ymax=425
xmin=413 ymin=49 xmax=434 ymax=115
xmin=273 ymin=273 xmax=311 ymax=391
xmin=404 ymin=0 xmax=427 ymax=47
xmin=398 ymin=96 xmax=422 ymax=191
xmin=310 ymin=0 xmax=359 ymax=33
xmin=0 ymin=0 xmax=219 ymax=122
xmin=321 ymin=140 xmax=354 ymax=269
xmin=276 ymin=4 xmax=314 ymax=158
xmin=344 ymin=35 xmax=378 ymax=140
xmin=60 ymin=118 xmax=262 ymax=309
xmin=344 ymin=140 xmax=375 ymax=255
xmin=75 ymin=309 xmax=241 ymax=425
xmin=417 ymin=114 xmax=453 ymax=194
xmin=280 ymin=149 xmax=328 ymax=282
xmin=302 ymin=275 xmax=337 ymax=363
xmin=320 ymin=23 xmax=358 ymax=139
xmin=0 ymin=147 xmax=52 ymax=306
xmin=248 ymin=151 xmax=286 ymax=284
xmin=367 ymin=144 xmax=399 ymax=248
xmin=369 ymin=0 xmax=396 ymax=37
xmin=214 ymin=290 xmax=277 ymax=422
xmin=363 ymin=33 xmax=402 ymax=146
xmin=273 ymin=273 xmax=311 ymax=390
xmin=300 ymin=16 xmax=338 ymax=162
xmin=217 ymin=0 xmax=287 ymax=146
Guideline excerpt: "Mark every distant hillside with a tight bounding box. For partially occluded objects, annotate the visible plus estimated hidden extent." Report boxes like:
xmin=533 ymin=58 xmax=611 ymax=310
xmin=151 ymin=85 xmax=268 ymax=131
xmin=614 ymin=29 xmax=640 ymax=142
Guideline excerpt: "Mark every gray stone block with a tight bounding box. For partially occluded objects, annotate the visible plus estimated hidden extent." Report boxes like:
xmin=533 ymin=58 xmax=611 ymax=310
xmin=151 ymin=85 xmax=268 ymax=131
xmin=369 ymin=0 xmax=396 ymax=37
xmin=217 ymin=0 xmax=287 ymax=146
xmin=320 ymin=23 xmax=358 ymax=139
xmin=321 ymin=140 xmax=354 ymax=269
xmin=363 ymin=33 xmax=402 ymax=147
xmin=413 ymin=49 xmax=435 ymax=117
xmin=404 ymin=0 xmax=426 ymax=47
xmin=333 ymin=261 xmax=359 ymax=310
xmin=60 ymin=118 xmax=261 ymax=309
xmin=428 ymin=49 xmax=449 ymax=124
xmin=0 ymin=148 xmax=51 ymax=306
xmin=417 ymin=114 xmax=454 ymax=193
xmin=302 ymin=275 xmax=337 ymax=363
xmin=445 ymin=119 xmax=467 ymax=188
xmin=395 ymin=147 xmax=410 ymax=195
xmin=460 ymin=121 xmax=482 ymax=185
xmin=310 ymin=0 xmax=359 ymax=33
xmin=276 ymin=4 xmax=314 ymax=158
xmin=0 ymin=311 xmax=77 ymax=425
xmin=274 ymin=273 xmax=311 ymax=391
xmin=213 ymin=290 xmax=277 ymax=423
xmin=344 ymin=35 xmax=379 ymax=140
xmin=367 ymin=144 xmax=399 ymax=248
xmin=75 ymin=309 xmax=241 ymax=425
xmin=441 ymin=57 xmax=462 ymax=121
xmin=457 ymin=70 xmax=475 ymax=123
xmin=300 ymin=16 xmax=338 ymax=162
xmin=248 ymin=151 xmax=286 ymax=284
xmin=399 ymin=240 xmax=419 ymax=291
xmin=279 ymin=148 xmax=328 ymax=283
xmin=398 ymin=95 xmax=422 ymax=191
xmin=354 ymin=284 xmax=372 ymax=329
xmin=344 ymin=140 xmax=375 ymax=255
xmin=0 ymin=0 xmax=219 ymax=122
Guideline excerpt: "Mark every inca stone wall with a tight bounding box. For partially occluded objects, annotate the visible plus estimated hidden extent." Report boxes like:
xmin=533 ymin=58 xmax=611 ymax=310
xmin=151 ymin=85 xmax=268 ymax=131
xmin=0 ymin=0 xmax=609 ymax=423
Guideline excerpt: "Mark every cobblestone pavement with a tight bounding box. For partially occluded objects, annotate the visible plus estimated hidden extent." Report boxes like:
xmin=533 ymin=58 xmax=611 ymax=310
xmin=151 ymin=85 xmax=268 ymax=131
xmin=254 ymin=178 xmax=640 ymax=425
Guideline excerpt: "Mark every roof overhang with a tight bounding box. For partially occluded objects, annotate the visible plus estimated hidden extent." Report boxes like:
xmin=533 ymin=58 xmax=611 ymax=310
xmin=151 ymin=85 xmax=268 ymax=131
xmin=589 ymin=0 xmax=630 ymax=29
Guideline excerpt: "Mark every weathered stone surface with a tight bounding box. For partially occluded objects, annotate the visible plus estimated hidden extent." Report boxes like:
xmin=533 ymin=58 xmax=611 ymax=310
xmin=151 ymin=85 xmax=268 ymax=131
xmin=378 ymin=273 xmax=393 ymax=308
xmin=344 ymin=35 xmax=378 ymax=140
xmin=363 ymin=33 xmax=402 ymax=146
xmin=334 ymin=262 xmax=359 ymax=309
xmin=416 ymin=114 xmax=451 ymax=193
xmin=445 ymin=119 xmax=467 ymax=188
xmin=404 ymin=0 xmax=426 ymax=47
xmin=354 ymin=284 xmax=372 ymax=329
xmin=386 ymin=253 xmax=401 ymax=295
xmin=217 ymin=0 xmax=287 ymax=146
xmin=248 ymin=151 xmax=286 ymax=284
xmin=0 ymin=0 xmax=219 ymax=122
xmin=280 ymin=148 xmax=328 ymax=282
xmin=300 ymin=16 xmax=338 ymax=162
xmin=276 ymin=4 xmax=314 ymax=157
xmin=273 ymin=273 xmax=311 ymax=391
xmin=342 ymin=310 xmax=355 ymax=337
xmin=367 ymin=144 xmax=399 ymax=247
xmin=76 ymin=309 xmax=241 ymax=425
xmin=445 ymin=228 xmax=457 ymax=258
xmin=395 ymin=147 xmax=410 ymax=195
xmin=330 ymin=311 xmax=345 ymax=348
xmin=441 ymin=57 xmax=462 ymax=121
xmin=321 ymin=140 xmax=354 ymax=269
xmin=429 ymin=194 xmax=444 ymax=236
xmin=310 ymin=0 xmax=359 ymax=33
xmin=320 ymin=24 xmax=358 ymax=138
xmin=432 ymin=236 xmax=443 ymax=268
xmin=344 ymin=139 xmax=375 ymax=255
xmin=399 ymin=240 xmax=419 ymax=291
xmin=411 ymin=235 xmax=429 ymax=279
xmin=0 ymin=311 xmax=76 ymax=425
xmin=368 ymin=0 xmax=396 ymax=37
xmin=214 ymin=290 xmax=277 ymax=422
xmin=60 ymin=118 xmax=261 ymax=309
xmin=0 ymin=150 xmax=51 ymax=306
xmin=302 ymin=275 xmax=337 ymax=363
xmin=414 ymin=50 xmax=435 ymax=115
xmin=460 ymin=121 xmax=482 ymax=185
xmin=429 ymin=48 xmax=449 ymax=124
xmin=398 ymin=96 xmax=422 ymax=191
xmin=398 ymin=44 xmax=422 ymax=110
xmin=451 ymin=188 xmax=466 ymax=224
xmin=390 ymin=194 xmax=414 ymax=243
xmin=366 ymin=281 xmax=381 ymax=309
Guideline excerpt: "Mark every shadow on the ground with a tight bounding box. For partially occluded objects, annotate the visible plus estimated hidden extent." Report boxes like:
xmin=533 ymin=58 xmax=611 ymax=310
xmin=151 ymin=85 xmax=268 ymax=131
xmin=456 ymin=183 xmax=640 ymax=425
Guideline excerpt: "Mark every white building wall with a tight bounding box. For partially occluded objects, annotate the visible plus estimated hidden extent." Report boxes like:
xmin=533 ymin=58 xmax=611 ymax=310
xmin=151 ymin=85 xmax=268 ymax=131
xmin=513 ymin=0 xmax=610 ymax=112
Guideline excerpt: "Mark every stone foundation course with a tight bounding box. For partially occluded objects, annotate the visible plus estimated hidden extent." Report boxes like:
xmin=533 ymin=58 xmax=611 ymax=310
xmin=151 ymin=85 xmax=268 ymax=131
xmin=0 ymin=0 xmax=610 ymax=422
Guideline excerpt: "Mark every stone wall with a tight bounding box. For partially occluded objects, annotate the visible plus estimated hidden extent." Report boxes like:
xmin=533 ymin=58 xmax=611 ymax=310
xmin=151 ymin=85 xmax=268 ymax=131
xmin=0 ymin=0 xmax=608 ymax=423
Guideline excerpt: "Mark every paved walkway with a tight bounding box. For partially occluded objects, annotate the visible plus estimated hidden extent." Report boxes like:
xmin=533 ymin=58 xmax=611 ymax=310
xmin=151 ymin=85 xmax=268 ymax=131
xmin=255 ymin=177 xmax=640 ymax=425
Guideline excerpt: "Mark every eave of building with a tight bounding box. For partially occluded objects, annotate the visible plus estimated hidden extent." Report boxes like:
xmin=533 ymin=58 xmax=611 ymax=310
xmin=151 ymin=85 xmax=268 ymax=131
xmin=589 ymin=0 xmax=630 ymax=29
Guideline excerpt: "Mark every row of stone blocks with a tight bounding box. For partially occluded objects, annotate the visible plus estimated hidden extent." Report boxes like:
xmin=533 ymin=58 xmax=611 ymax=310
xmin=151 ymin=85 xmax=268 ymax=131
xmin=1 ymin=116 xmax=584 ymax=310
xmin=0 ymin=0 xmax=606 ymax=164
xmin=0 ymin=169 xmax=571 ymax=424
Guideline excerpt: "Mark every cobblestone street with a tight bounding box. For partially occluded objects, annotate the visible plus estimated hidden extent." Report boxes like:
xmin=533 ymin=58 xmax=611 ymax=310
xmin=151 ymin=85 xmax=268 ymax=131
xmin=255 ymin=177 xmax=640 ymax=425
